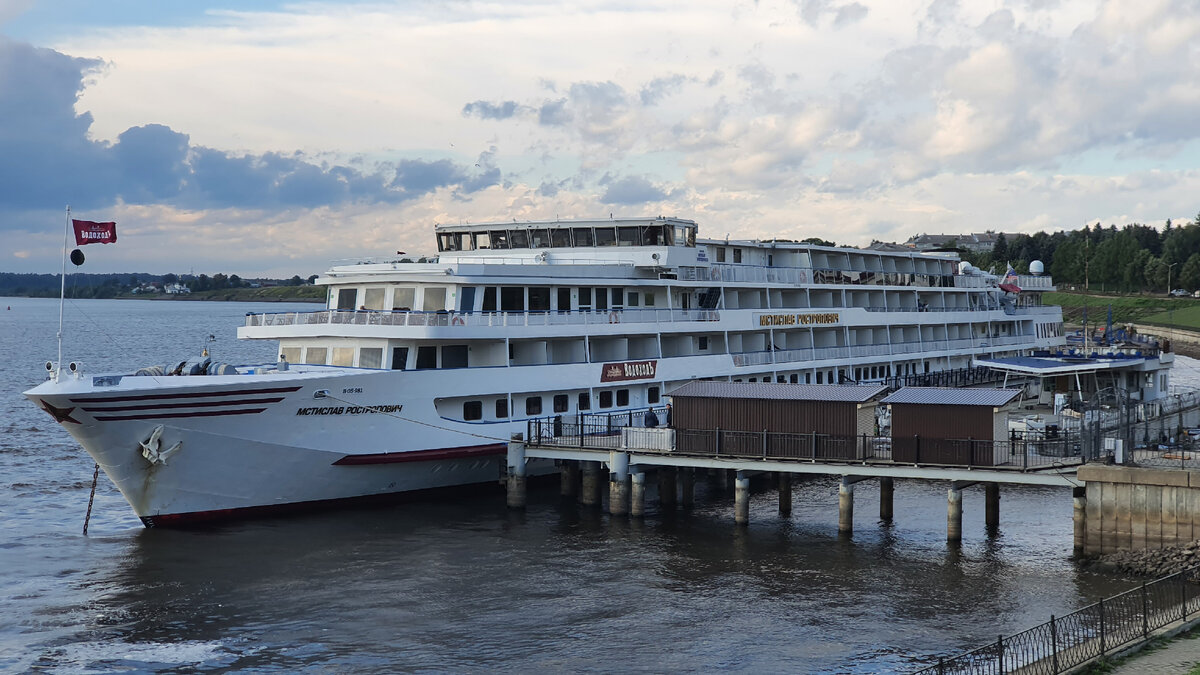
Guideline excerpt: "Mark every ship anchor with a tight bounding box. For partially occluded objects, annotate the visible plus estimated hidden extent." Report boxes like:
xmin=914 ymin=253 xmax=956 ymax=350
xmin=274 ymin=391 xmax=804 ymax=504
xmin=139 ymin=425 xmax=182 ymax=465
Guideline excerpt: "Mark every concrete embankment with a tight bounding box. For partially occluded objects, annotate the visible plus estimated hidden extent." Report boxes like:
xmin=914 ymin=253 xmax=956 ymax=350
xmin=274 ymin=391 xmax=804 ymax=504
xmin=1133 ymin=323 xmax=1200 ymax=359
xmin=1090 ymin=539 xmax=1200 ymax=577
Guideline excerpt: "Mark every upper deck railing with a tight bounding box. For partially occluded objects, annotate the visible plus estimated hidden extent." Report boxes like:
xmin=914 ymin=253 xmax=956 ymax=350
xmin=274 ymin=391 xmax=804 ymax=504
xmin=244 ymin=304 xmax=1061 ymax=330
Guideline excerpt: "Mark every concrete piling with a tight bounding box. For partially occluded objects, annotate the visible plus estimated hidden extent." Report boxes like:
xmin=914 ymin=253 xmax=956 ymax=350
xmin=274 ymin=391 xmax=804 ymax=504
xmin=680 ymin=468 xmax=695 ymax=507
xmin=879 ymin=477 xmax=894 ymax=522
xmin=506 ymin=434 xmax=527 ymax=509
xmin=948 ymin=486 xmax=963 ymax=543
xmin=985 ymin=482 xmax=1000 ymax=531
xmin=580 ymin=462 xmax=601 ymax=507
xmin=631 ymin=472 xmax=646 ymax=517
xmin=560 ymin=461 xmax=579 ymax=498
xmin=734 ymin=471 xmax=751 ymax=525
xmin=1073 ymin=486 xmax=1087 ymax=556
xmin=838 ymin=477 xmax=854 ymax=534
xmin=609 ymin=452 xmax=630 ymax=516
xmin=778 ymin=472 xmax=792 ymax=517
xmin=659 ymin=468 xmax=677 ymax=507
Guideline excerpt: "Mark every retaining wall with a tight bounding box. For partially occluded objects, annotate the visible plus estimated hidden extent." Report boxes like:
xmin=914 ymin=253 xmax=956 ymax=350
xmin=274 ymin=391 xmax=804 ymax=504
xmin=1078 ymin=465 xmax=1200 ymax=555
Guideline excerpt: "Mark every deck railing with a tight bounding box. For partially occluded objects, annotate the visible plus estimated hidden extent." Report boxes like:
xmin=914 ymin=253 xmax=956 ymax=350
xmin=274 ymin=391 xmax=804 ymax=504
xmin=918 ymin=565 xmax=1200 ymax=674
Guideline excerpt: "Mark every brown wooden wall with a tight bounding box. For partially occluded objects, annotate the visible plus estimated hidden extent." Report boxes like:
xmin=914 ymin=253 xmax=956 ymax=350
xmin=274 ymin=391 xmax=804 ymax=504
xmin=890 ymin=404 xmax=993 ymax=440
xmin=673 ymin=396 xmax=858 ymax=436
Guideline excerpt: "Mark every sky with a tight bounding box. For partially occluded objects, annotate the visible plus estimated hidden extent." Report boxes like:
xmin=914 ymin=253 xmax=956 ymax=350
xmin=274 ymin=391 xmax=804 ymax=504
xmin=1 ymin=0 xmax=1199 ymax=276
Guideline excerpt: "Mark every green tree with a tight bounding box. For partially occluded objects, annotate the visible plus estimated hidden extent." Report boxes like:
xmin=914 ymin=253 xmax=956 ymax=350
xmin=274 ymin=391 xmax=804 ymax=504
xmin=229 ymin=274 xmax=242 ymax=288
xmin=288 ymin=275 xmax=304 ymax=286
xmin=1179 ymin=253 xmax=1200 ymax=292
xmin=992 ymin=233 xmax=1008 ymax=262
xmin=212 ymin=273 xmax=228 ymax=289
xmin=1145 ymin=257 xmax=1168 ymax=292
xmin=163 ymin=273 xmax=178 ymax=285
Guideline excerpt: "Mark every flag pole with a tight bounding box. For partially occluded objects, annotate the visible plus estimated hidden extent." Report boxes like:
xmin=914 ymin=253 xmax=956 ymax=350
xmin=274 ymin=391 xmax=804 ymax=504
xmin=57 ymin=206 xmax=70 ymax=382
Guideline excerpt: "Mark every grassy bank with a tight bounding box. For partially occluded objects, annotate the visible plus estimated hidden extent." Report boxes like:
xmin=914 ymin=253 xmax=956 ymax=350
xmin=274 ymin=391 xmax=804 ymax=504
xmin=1045 ymin=291 xmax=1200 ymax=327
xmin=130 ymin=286 xmax=325 ymax=303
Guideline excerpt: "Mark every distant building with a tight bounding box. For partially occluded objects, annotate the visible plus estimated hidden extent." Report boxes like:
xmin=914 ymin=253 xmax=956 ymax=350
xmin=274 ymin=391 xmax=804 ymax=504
xmin=899 ymin=232 xmax=1018 ymax=253
xmin=164 ymin=283 xmax=191 ymax=295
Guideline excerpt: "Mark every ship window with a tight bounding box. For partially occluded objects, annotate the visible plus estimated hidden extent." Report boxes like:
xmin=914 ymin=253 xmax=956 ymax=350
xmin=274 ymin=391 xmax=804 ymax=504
xmin=644 ymin=292 xmax=655 ymax=307
xmin=551 ymin=229 xmax=571 ymax=247
xmin=392 ymin=286 xmax=416 ymax=311
xmin=501 ymin=287 xmax=524 ymax=311
xmin=441 ymin=345 xmax=468 ymax=369
xmin=423 ymin=287 xmax=447 ymax=312
xmin=642 ymin=225 xmax=664 ymax=246
xmin=578 ymin=392 xmax=591 ymax=410
xmin=332 ymin=347 xmax=355 ymax=367
xmin=391 ymin=347 xmax=408 ymax=370
xmin=482 ymin=287 xmax=497 ymax=311
xmin=553 ymin=394 xmax=568 ymax=413
xmin=489 ymin=230 xmax=509 ymax=249
xmin=715 ymin=248 xmax=726 ymax=262
xmin=617 ymin=227 xmax=639 ymax=246
xmin=557 ymin=287 xmax=571 ymax=312
xmin=648 ymin=386 xmax=660 ymax=404
xmin=599 ymin=391 xmax=613 ymax=408
xmin=280 ymin=347 xmax=301 ymax=364
xmin=699 ymin=336 xmax=708 ymax=350
xmin=530 ymin=229 xmax=550 ymax=248
xmin=610 ymin=288 xmax=623 ymax=309
xmin=776 ymin=376 xmax=785 ymax=383
xmin=459 ymin=286 xmax=476 ymax=313
xmin=816 ymin=372 xmax=823 ymax=384
xmin=578 ymin=287 xmax=592 ymax=310
xmin=789 ymin=374 xmax=798 ymax=384
xmin=364 ymin=288 xmax=385 ymax=310
xmin=627 ymin=292 xmax=639 ymax=307
xmin=510 ymin=229 xmax=529 ymax=248
xmin=496 ymin=399 xmax=509 ymax=418
xmin=733 ymin=249 xmax=742 ymax=263
xmin=594 ymin=227 xmax=617 ymax=247
xmin=749 ymin=378 xmax=757 ymax=383
xmin=463 ymin=401 xmax=482 ymax=421
xmin=305 ymin=347 xmax=327 ymax=365
xmin=596 ymin=289 xmax=608 ymax=311
xmin=474 ymin=232 xmax=491 ymax=249
xmin=616 ymin=389 xmax=629 ymax=406
xmin=359 ymin=347 xmax=383 ymax=369
xmin=525 ymin=396 xmax=542 ymax=415
xmin=529 ymin=287 xmax=551 ymax=311
xmin=337 ymin=288 xmax=358 ymax=311
xmin=572 ymin=227 xmax=594 ymax=247
xmin=416 ymin=346 xmax=437 ymax=370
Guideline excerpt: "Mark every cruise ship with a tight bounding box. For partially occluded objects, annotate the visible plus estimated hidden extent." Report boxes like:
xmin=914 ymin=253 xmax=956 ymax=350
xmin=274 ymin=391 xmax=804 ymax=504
xmin=25 ymin=217 xmax=1065 ymax=526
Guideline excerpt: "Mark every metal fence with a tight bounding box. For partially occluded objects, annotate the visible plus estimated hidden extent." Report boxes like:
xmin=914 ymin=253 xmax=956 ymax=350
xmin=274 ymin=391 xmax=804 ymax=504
xmin=917 ymin=566 xmax=1200 ymax=674
xmin=528 ymin=408 xmax=670 ymax=448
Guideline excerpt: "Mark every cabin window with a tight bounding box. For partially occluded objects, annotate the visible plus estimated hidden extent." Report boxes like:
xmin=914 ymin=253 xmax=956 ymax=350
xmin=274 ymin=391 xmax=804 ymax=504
xmin=616 ymin=389 xmax=629 ymax=406
xmin=496 ymin=399 xmax=509 ymax=418
xmin=441 ymin=345 xmax=468 ymax=369
xmin=459 ymin=286 xmax=476 ymax=313
xmin=733 ymin=249 xmax=742 ymax=263
xmin=648 ymin=386 xmax=660 ymax=404
xmin=599 ymin=391 xmax=613 ymax=408
xmin=816 ymin=372 xmax=823 ymax=384
xmin=572 ymin=227 xmax=594 ymax=247
xmin=789 ymin=374 xmax=798 ymax=384
xmin=553 ymin=394 xmax=569 ymax=413
xmin=525 ymin=396 xmax=542 ymax=415
xmin=698 ymin=336 xmax=708 ymax=350
xmin=489 ymin=230 xmax=509 ymax=249
xmin=392 ymin=286 xmax=416 ymax=311
xmin=364 ymin=288 xmax=386 ymax=310
xmin=715 ymin=248 xmax=726 ymax=263
xmin=594 ymin=227 xmax=617 ymax=247
xmin=500 ymin=287 xmax=525 ymax=311
xmin=578 ymin=392 xmax=591 ymax=410
xmin=530 ymin=229 xmax=550 ymax=248
xmin=509 ymin=229 xmax=529 ymax=248
xmin=578 ymin=287 xmax=592 ymax=310
xmin=416 ymin=346 xmax=437 ymax=370
xmin=331 ymin=347 xmax=355 ymax=367
xmin=463 ymin=401 xmax=482 ymax=421
xmin=644 ymin=292 xmax=655 ymax=307
xmin=337 ymin=288 xmax=357 ymax=310
xmin=557 ymin=288 xmax=571 ymax=312
xmin=529 ymin=287 xmax=551 ymax=312
xmin=749 ymin=377 xmax=757 ymax=383
xmin=422 ymin=287 xmax=447 ymax=312
xmin=617 ymin=227 xmax=639 ymax=246
xmin=482 ymin=287 xmax=497 ymax=311
xmin=627 ymin=292 xmax=639 ymax=307
xmin=359 ymin=347 xmax=383 ymax=369
xmin=611 ymin=288 xmax=623 ymax=309
xmin=855 ymin=368 xmax=862 ymax=380
xmin=776 ymin=376 xmax=785 ymax=383
xmin=280 ymin=347 xmax=302 ymax=364
xmin=551 ymin=229 xmax=571 ymax=247
xmin=391 ymin=347 xmax=408 ymax=370
xmin=474 ymin=232 xmax=491 ymax=249
xmin=596 ymin=289 xmax=608 ymax=311
xmin=305 ymin=347 xmax=327 ymax=365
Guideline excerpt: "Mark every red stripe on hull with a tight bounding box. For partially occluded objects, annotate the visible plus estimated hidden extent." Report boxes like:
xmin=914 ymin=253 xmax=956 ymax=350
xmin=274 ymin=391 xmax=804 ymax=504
xmin=140 ymin=480 xmax=506 ymax=528
xmin=71 ymin=386 xmax=301 ymax=404
xmin=332 ymin=443 xmax=506 ymax=465
xmin=93 ymin=407 xmax=267 ymax=421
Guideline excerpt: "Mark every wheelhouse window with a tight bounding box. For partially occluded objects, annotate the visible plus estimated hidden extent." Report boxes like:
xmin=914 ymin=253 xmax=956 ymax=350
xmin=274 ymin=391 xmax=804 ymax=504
xmin=422 ymin=287 xmax=447 ymax=312
xmin=551 ymin=229 xmax=571 ymax=247
xmin=509 ymin=229 xmax=529 ymax=249
xmin=594 ymin=227 xmax=617 ymax=246
xmin=364 ymin=288 xmax=385 ymax=310
xmin=715 ymin=248 xmax=726 ymax=263
xmin=474 ymin=232 xmax=491 ymax=249
xmin=530 ymin=229 xmax=550 ymax=248
xmin=642 ymin=224 xmax=665 ymax=246
xmin=489 ymin=230 xmax=509 ymax=249
xmin=500 ymin=287 xmax=524 ymax=311
xmin=733 ymin=249 xmax=742 ymax=263
xmin=337 ymin=288 xmax=357 ymax=310
xmin=617 ymin=227 xmax=639 ymax=246
xmin=463 ymin=401 xmax=482 ymax=421
xmin=525 ymin=396 xmax=542 ymax=415
xmin=572 ymin=227 xmax=594 ymax=247
xmin=392 ymin=286 xmax=416 ymax=311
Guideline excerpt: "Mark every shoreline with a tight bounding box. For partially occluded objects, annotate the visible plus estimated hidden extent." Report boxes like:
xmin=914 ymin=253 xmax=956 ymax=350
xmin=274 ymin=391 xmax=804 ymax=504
xmin=1 ymin=290 xmax=325 ymax=304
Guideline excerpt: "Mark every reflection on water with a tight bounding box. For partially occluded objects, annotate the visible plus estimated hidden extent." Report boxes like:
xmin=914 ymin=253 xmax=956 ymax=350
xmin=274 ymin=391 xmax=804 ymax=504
xmin=0 ymin=299 xmax=1164 ymax=672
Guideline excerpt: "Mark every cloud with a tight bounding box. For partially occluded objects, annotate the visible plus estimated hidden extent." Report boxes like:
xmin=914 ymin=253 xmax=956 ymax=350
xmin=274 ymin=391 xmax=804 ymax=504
xmin=601 ymin=175 xmax=668 ymax=204
xmin=462 ymin=100 xmax=522 ymax=120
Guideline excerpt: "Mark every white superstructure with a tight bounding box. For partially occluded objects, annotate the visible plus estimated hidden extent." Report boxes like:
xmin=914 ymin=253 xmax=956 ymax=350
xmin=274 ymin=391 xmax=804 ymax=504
xmin=25 ymin=217 xmax=1065 ymax=526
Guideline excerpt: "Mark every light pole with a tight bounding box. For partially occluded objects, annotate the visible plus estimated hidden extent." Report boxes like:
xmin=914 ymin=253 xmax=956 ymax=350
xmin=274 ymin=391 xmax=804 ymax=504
xmin=1168 ymin=262 xmax=1179 ymax=296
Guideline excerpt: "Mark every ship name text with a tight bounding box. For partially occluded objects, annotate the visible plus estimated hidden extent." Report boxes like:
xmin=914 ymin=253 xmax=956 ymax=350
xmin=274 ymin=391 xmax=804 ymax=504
xmin=757 ymin=312 xmax=840 ymax=327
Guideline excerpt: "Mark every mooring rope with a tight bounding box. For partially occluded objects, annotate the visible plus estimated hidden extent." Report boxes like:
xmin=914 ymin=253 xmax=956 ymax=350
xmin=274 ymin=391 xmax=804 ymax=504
xmin=82 ymin=462 xmax=99 ymax=535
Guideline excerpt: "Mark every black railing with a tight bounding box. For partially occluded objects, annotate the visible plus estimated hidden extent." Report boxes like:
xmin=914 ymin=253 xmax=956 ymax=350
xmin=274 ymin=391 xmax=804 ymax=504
xmin=918 ymin=565 xmax=1200 ymax=674
xmin=883 ymin=366 xmax=1009 ymax=391
xmin=527 ymin=408 xmax=670 ymax=448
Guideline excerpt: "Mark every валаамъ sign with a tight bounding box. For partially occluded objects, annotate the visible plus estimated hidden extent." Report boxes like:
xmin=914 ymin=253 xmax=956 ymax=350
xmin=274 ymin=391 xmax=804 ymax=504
xmin=600 ymin=360 xmax=658 ymax=382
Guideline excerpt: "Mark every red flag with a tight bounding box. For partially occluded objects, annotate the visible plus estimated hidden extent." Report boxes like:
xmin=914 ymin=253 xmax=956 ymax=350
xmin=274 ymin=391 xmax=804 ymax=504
xmin=72 ymin=219 xmax=117 ymax=245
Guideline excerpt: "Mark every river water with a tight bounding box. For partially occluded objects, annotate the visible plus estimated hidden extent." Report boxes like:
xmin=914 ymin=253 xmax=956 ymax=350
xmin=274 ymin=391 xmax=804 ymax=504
xmin=0 ymin=298 xmax=1161 ymax=673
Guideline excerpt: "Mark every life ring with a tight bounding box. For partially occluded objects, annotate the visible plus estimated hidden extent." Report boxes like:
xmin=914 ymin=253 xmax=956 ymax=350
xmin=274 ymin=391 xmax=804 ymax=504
xmin=452 ymin=316 xmax=465 ymax=326
xmin=608 ymin=311 xmax=619 ymax=324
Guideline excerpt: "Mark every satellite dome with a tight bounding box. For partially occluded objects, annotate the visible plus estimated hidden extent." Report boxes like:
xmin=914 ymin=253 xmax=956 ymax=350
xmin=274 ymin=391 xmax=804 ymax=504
xmin=1029 ymin=260 xmax=1044 ymax=275
xmin=958 ymin=261 xmax=972 ymax=274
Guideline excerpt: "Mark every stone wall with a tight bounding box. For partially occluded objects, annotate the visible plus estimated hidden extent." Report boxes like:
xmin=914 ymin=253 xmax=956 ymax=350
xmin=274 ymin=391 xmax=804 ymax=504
xmin=1078 ymin=465 xmax=1200 ymax=555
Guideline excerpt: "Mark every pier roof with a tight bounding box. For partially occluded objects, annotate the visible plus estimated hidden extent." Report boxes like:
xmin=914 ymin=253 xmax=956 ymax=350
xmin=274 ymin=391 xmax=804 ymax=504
xmin=880 ymin=387 xmax=1022 ymax=407
xmin=974 ymin=355 xmax=1146 ymax=376
xmin=668 ymin=381 xmax=887 ymax=403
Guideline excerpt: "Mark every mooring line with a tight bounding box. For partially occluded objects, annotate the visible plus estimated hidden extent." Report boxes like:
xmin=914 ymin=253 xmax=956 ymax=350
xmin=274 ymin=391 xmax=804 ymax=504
xmin=82 ymin=462 xmax=99 ymax=535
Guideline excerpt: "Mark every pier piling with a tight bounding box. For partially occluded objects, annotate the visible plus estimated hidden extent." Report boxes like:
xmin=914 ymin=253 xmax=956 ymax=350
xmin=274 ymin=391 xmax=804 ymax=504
xmin=735 ymin=471 xmax=751 ymax=525
xmin=506 ymin=434 xmax=527 ymax=510
xmin=839 ymin=477 xmax=855 ymax=534
xmin=631 ymin=472 xmax=646 ymax=517
xmin=778 ymin=473 xmax=792 ymax=517
xmin=985 ymin=482 xmax=1000 ymax=531
xmin=948 ymin=486 xmax=963 ymax=543
xmin=1073 ymin=486 xmax=1087 ymax=556
xmin=879 ymin=477 xmax=894 ymax=522
xmin=659 ymin=468 xmax=677 ymax=507
xmin=580 ymin=462 xmax=601 ymax=507
xmin=609 ymin=452 xmax=630 ymax=516
xmin=560 ymin=461 xmax=579 ymax=498
xmin=680 ymin=468 xmax=695 ymax=507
